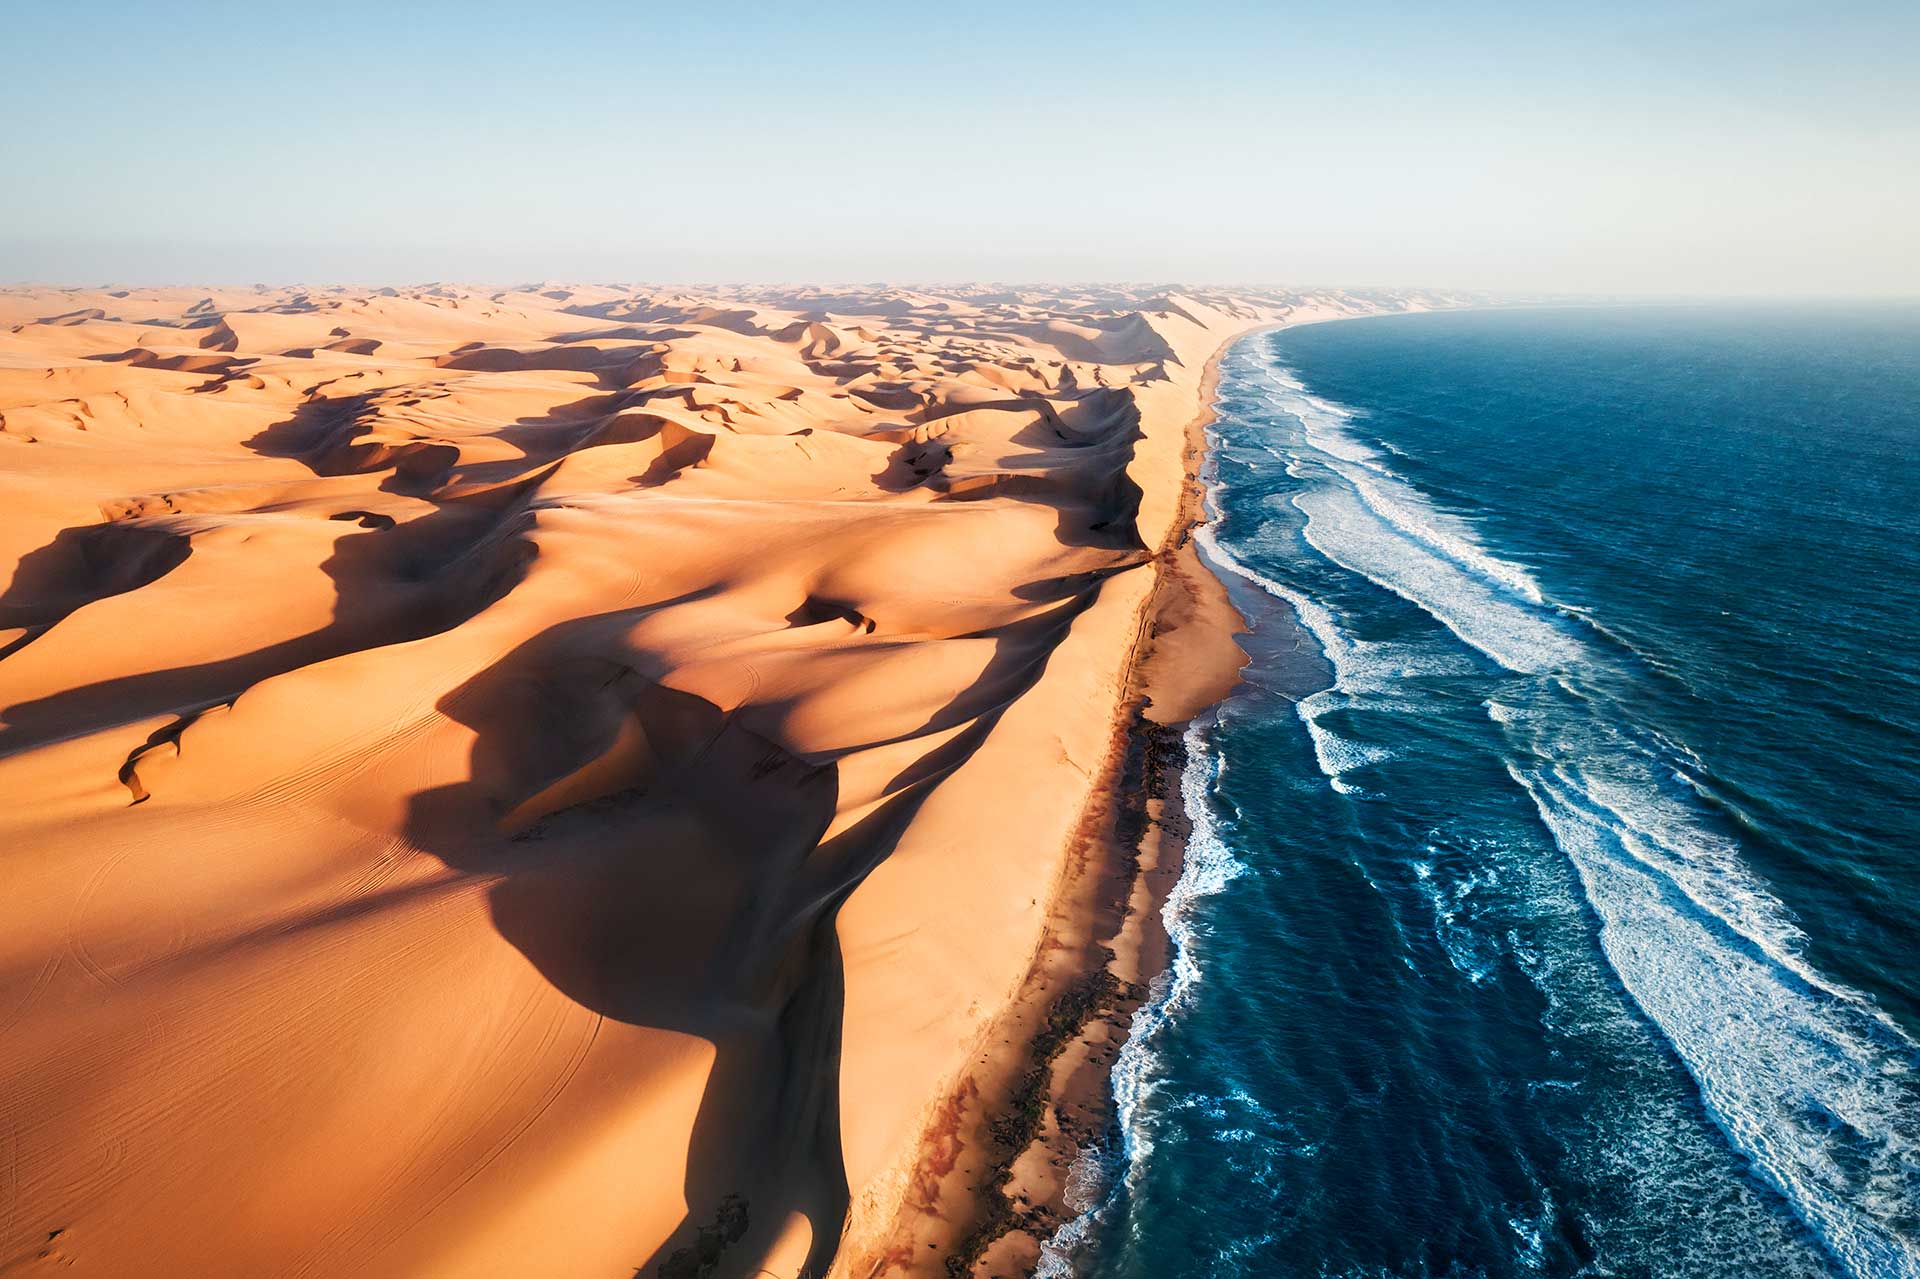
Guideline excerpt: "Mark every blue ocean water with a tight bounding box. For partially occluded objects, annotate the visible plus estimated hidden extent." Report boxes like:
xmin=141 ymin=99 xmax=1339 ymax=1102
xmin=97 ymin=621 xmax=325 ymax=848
xmin=1046 ymin=306 xmax=1920 ymax=1279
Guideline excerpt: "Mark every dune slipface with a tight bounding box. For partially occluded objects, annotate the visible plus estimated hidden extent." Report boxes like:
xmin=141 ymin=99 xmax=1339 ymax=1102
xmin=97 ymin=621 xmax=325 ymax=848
xmin=0 ymin=284 xmax=1404 ymax=1277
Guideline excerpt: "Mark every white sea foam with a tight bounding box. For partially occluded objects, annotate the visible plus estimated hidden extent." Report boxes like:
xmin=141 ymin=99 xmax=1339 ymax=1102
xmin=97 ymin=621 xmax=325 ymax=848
xmin=1492 ymin=694 xmax=1911 ymax=1024
xmin=1249 ymin=347 xmax=1920 ymax=1277
xmin=1221 ymin=387 xmax=1580 ymax=682
xmin=1509 ymin=757 xmax=1920 ymax=1278
xmin=1411 ymin=855 xmax=1499 ymax=984
xmin=1065 ymin=340 xmax=1920 ymax=1276
xmin=1113 ymin=720 xmax=1246 ymax=1164
xmin=1035 ymin=718 xmax=1245 ymax=1276
xmin=1258 ymin=366 xmax=1373 ymax=456
xmin=1256 ymin=362 xmax=1551 ymax=606
xmin=1333 ymin=459 xmax=1548 ymax=604
xmin=1293 ymin=484 xmax=1585 ymax=674
xmin=1033 ymin=1205 xmax=1093 ymax=1279
xmin=1033 ymin=1144 xmax=1114 ymax=1279
xmin=1193 ymin=517 xmax=1353 ymax=680
xmin=1508 ymin=1189 xmax=1554 ymax=1274
xmin=1297 ymin=705 xmax=1382 ymax=796
xmin=1194 ymin=518 xmax=1403 ymax=797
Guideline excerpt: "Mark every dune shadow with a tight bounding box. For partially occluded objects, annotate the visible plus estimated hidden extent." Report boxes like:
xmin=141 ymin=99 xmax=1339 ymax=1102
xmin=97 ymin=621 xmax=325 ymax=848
xmin=0 ymin=295 xmax=1178 ymax=1274
xmin=0 ymin=386 xmax=607 ymax=755
xmin=397 ymin=566 xmax=1110 ymax=1276
xmin=400 ymin=611 xmax=856 ymax=1279
xmin=0 ymin=479 xmax=538 ymax=757
xmin=0 ymin=523 xmax=192 ymax=664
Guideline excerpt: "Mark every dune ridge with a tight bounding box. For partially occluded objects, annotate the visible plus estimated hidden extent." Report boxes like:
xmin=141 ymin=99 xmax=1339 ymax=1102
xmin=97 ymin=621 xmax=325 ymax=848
xmin=0 ymin=282 xmax=1438 ymax=1278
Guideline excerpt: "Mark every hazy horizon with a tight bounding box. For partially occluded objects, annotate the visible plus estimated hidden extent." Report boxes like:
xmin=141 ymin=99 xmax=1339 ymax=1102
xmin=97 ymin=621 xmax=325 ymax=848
xmin=6 ymin=0 xmax=1915 ymax=295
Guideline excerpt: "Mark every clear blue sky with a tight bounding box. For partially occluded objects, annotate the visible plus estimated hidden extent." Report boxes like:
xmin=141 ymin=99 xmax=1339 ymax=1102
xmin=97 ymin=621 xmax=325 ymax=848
xmin=3 ymin=0 xmax=1915 ymax=293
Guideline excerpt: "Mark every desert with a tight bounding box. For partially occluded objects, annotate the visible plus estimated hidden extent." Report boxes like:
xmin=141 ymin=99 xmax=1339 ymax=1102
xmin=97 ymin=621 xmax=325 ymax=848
xmin=0 ymin=283 xmax=1406 ymax=1277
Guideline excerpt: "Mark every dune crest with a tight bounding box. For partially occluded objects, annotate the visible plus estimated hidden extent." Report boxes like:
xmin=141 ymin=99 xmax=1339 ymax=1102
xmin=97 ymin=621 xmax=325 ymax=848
xmin=0 ymin=282 xmax=1426 ymax=1277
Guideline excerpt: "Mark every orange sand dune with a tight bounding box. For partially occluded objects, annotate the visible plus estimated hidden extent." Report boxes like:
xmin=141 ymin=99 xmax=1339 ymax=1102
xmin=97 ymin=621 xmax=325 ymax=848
xmin=0 ymin=283 xmax=1418 ymax=1277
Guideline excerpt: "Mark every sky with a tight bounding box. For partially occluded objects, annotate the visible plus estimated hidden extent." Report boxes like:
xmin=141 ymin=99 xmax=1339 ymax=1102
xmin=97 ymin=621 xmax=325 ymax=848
xmin=3 ymin=0 xmax=1916 ymax=294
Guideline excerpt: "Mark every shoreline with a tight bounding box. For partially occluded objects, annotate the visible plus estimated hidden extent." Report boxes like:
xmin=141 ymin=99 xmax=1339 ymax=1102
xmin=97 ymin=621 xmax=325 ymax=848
xmin=0 ymin=286 xmax=1445 ymax=1279
xmin=893 ymin=327 xmax=1265 ymax=1277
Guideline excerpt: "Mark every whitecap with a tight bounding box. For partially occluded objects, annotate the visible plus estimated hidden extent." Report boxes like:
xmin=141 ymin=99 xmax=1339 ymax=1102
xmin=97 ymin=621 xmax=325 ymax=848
xmin=1508 ymin=755 xmax=1920 ymax=1278
xmin=1243 ymin=344 xmax=1920 ymax=1277
xmin=1292 ymin=484 xmax=1585 ymax=674
xmin=1034 ymin=719 xmax=1246 ymax=1274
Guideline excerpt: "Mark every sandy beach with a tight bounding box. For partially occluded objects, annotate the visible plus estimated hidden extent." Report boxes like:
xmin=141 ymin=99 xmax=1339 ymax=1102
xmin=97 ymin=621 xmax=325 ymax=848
xmin=0 ymin=283 xmax=1416 ymax=1277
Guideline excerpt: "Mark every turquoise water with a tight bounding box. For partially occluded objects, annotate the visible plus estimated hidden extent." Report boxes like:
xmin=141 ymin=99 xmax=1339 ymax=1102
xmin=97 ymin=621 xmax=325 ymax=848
xmin=1048 ymin=306 xmax=1920 ymax=1279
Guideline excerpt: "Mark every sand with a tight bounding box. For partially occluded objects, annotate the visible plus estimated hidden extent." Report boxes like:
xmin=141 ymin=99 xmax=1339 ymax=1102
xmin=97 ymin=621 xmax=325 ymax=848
xmin=0 ymin=283 xmax=1424 ymax=1277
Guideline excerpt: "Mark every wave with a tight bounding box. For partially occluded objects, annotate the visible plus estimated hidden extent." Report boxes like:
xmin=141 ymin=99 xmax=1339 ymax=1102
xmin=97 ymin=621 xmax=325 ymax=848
xmin=1224 ymin=357 xmax=1583 ymax=676
xmin=1239 ymin=345 xmax=1920 ymax=1278
xmin=1194 ymin=507 xmax=1415 ymax=802
xmin=1255 ymin=362 xmax=1551 ymax=607
xmin=1296 ymin=689 xmax=1391 ymax=794
xmin=1292 ymin=484 xmax=1585 ymax=675
xmin=1411 ymin=853 xmax=1501 ymax=984
xmin=1035 ymin=718 xmax=1245 ymax=1278
xmin=1502 ymin=740 xmax=1920 ymax=1279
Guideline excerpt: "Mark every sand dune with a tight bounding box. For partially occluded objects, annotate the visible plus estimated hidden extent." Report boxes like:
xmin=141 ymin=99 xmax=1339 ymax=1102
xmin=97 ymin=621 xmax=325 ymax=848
xmin=0 ymin=282 xmax=1421 ymax=1277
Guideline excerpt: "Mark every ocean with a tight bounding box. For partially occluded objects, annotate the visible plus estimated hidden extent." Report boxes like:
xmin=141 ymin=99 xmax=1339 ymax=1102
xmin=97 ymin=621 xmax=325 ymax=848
xmin=1046 ymin=305 xmax=1920 ymax=1279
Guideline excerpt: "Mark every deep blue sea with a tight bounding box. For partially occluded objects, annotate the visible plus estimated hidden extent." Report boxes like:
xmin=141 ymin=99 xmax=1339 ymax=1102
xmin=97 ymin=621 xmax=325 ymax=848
xmin=1045 ymin=306 xmax=1920 ymax=1279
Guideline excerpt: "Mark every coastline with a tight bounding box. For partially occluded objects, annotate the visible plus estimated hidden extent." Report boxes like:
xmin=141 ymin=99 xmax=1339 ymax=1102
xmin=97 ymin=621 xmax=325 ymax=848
xmin=902 ymin=305 xmax=1470 ymax=1277
xmin=0 ymin=286 xmax=1441 ymax=1279
xmin=988 ymin=303 xmax=1920 ymax=1279
xmin=865 ymin=306 xmax=1476 ymax=1277
xmin=872 ymin=328 xmax=1264 ymax=1277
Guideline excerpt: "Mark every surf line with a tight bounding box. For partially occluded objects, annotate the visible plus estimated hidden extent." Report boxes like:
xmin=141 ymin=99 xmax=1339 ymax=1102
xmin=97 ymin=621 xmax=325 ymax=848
xmin=1256 ymin=344 xmax=1920 ymax=1279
